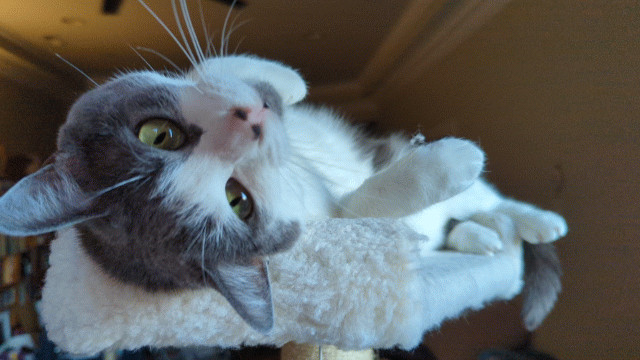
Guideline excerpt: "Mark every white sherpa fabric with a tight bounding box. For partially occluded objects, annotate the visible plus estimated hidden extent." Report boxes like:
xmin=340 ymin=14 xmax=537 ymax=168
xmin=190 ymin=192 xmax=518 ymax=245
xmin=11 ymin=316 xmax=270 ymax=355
xmin=41 ymin=218 xmax=523 ymax=356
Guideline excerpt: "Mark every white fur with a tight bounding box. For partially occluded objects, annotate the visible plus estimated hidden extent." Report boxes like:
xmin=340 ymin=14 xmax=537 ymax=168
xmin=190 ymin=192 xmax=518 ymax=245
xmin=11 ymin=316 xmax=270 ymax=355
xmin=496 ymin=200 xmax=569 ymax=244
xmin=192 ymin=56 xmax=307 ymax=106
xmin=447 ymin=220 xmax=503 ymax=255
xmin=284 ymin=105 xmax=374 ymax=200
xmin=41 ymin=218 xmax=523 ymax=355
xmin=160 ymin=155 xmax=235 ymax=222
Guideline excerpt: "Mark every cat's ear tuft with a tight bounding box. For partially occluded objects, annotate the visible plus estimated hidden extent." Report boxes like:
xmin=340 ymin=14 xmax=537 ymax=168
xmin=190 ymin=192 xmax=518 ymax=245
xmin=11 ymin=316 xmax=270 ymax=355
xmin=0 ymin=161 xmax=95 ymax=236
xmin=195 ymin=55 xmax=307 ymax=105
xmin=208 ymin=258 xmax=274 ymax=333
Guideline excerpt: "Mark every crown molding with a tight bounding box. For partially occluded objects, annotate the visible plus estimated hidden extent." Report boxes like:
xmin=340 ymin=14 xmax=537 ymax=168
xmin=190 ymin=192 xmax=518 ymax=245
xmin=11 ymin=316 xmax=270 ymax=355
xmin=309 ymin=0 xmax=513 ymax=119
xmin=0 ymin=26 xmax=85 ymax=100
xmin=378 ymin=0 xmax=513 ymax=95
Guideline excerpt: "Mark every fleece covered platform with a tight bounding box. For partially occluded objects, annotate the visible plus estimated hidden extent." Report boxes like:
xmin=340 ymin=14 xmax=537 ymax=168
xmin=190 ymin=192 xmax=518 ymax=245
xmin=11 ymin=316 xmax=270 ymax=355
xmin=41 ymin=217 xmax=523 ymax=355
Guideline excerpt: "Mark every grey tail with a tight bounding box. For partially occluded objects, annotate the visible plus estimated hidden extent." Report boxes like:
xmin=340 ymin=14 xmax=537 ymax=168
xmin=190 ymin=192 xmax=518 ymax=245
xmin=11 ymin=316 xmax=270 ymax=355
xmin=521 ymin=242 xmax=562 ymax=331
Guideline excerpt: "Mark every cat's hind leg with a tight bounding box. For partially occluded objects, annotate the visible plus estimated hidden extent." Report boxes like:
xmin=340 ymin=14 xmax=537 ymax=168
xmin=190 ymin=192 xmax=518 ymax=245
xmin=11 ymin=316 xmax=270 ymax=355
xmin=496 ymin=200 xmax=568 ymax=244
xmin=444 ymin=204 xmax=565 ymax=330
xmin=446 ymin=219 xmax=504 ymax=255
xmin=444 ymin=200 xmax=567 ymax=254
xmin=488 ymin=201 xmax=566 ymax=330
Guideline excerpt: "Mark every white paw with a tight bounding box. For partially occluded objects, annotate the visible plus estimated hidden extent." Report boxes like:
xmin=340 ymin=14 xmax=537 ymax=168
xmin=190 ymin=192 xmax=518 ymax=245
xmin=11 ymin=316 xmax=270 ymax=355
xmin=513 ymin=210 xmax=568 ymax=244
xmin=427 ymin=137 xmax=485 ymax=191
xmin=447 ymin=220 xmax=503 ymax=255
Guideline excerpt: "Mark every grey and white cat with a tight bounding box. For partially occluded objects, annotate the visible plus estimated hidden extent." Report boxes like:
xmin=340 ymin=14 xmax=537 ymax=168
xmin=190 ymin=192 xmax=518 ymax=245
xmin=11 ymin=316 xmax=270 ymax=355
xmin=0 ymin=5 xmax=566 ymax=333
xmin=0 ymin=55 xmax=566 ymax=333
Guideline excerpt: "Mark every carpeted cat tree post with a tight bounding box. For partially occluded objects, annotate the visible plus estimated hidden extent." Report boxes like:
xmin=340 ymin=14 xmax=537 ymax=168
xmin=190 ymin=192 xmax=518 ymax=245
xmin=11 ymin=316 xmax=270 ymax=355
xmin=281 ymin=343 xmax=374 ymax=360
xmin=40 ymin=217 xmax=526 ymax=359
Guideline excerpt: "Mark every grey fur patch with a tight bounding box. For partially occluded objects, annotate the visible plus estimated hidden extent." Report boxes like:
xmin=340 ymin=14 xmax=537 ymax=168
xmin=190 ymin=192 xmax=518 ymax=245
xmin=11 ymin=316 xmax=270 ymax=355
xmin=372 ymin=143 xmax=394 ymax=171
xmin=252 ymin=81 xmax=283 ymax=117
xmin=521 ymin=242 xmax=562 ymax=330
xmin=355 ymin=135 xmax=402 ymax=172
xmin=444 ymin=218 xmax=462 ymax=237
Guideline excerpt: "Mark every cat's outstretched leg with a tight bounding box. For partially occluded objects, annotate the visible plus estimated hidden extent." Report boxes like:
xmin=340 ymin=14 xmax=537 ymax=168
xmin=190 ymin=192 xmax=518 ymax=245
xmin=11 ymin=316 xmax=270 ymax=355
xmin=495 ymin=200 xmax=568 ymax=244
xmin=493 ymin=200 xmax=567 ymax=330
xmin=444 ymin=199 xmax=567 ymax=253
xmin=445 ymin=201 xmax=567 ymax=331
xmin=338 ymin=137 xmax=485 ymax=218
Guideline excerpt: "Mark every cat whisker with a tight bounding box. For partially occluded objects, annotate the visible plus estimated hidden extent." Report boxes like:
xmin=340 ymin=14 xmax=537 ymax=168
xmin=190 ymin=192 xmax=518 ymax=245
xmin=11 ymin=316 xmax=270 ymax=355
xmin=129 ymin=46 xmax=156 ymax=71
xmin=133 ymin=47 xmax=184 ymax=74
xmin=196 ymin=0 xmax=214 ymax=58
xmin=223 ymin=15 xmax=250 ymax=55
xmin=220 ymin=0 xmax=239 ymax=56
xmin=205 ymin=31 xmax=219 ymax=58
xmin=137 ymin=0 xmax=200 ymax=75
xmin=54 ymin=53 xmax=99 ymax=87
xmin=179 ymin=0 xmax=206 ymax=63
xmin=232 ymin=35 xmax=246 ymax=55
xmin=91 ymin=175 xmax=146 ymax=199
xmin=201 ymin=232 xmax=208 ymax=286
xmin=202 ymin=267 xmax=218 ymax=287
xmin=171 ymin=0 xmax=200 ymax=65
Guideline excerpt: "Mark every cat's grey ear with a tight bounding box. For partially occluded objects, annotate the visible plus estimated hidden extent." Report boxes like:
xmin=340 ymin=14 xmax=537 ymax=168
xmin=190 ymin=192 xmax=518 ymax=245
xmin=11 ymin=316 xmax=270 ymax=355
xmin=0 ymin=162 xmax=94 ymax=236
xmin=208 ymin=258 xmax=274 ymax=333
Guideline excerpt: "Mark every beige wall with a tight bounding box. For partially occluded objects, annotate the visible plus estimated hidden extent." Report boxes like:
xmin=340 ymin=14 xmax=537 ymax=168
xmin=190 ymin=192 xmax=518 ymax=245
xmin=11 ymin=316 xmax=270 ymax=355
xmin=378 ymin=0 xmax=639 ymax=358
xmin=0 ymin=79 xmax=69 ymax=159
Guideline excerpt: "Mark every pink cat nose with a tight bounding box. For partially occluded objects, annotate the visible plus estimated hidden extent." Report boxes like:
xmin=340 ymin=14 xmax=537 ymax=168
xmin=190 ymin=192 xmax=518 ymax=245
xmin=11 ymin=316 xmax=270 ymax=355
xmin=231 ymin=106 xmax=266 ymax=140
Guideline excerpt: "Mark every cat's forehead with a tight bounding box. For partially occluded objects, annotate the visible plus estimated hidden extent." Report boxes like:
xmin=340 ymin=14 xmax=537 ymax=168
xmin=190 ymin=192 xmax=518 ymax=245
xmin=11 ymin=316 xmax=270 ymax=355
xmin=72 ymin=69 xmax=283 ymax=115
xmin=60 ymin=72 xmax=183 ymax=140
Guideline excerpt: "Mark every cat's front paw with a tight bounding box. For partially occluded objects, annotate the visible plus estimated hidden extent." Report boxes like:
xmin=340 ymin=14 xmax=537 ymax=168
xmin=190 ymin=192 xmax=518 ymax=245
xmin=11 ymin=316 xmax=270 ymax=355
xmin=513 ymin=210 xmax=568 ymax=244
xmin=426 ymin=137 xmax=485 ymax=194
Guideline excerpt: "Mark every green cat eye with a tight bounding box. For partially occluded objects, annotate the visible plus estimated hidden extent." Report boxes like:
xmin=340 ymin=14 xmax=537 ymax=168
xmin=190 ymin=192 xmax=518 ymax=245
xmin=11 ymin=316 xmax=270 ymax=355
xmin=137 ymin=119 xmax=185 ymax=150
xmin=225 ymin=178 xmax=254 ymax=220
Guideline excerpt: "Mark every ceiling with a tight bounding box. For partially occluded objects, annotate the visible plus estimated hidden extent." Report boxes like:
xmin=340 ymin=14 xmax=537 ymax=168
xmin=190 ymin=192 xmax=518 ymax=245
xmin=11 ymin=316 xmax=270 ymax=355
xmin=0 ymin=0 xmax=512 ymax=117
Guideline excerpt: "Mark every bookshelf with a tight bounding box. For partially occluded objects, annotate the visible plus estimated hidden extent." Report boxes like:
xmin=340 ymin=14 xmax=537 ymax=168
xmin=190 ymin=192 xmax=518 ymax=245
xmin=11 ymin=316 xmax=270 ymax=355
xmin=0 ymin=233 xmax=51 ymax=340
xmin=0 ymin=163 xmax=52 ymax=344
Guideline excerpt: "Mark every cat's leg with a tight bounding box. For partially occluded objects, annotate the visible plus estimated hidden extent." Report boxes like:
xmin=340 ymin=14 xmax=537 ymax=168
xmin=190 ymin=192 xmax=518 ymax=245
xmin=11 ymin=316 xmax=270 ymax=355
xmin=495 ymin=200 xmax=568 ymax=244
xmin=444 ymin=202 xmax=567 ymax=254
xmin=464 ymin=201 xmax=566 ymax=330
xmin=442 ymin=183 xmax=566 ymax=253
xmin=338 ymin=138 xmax=485 ymax=218
xmin=446 ymin=219 xmax=504 ymax=255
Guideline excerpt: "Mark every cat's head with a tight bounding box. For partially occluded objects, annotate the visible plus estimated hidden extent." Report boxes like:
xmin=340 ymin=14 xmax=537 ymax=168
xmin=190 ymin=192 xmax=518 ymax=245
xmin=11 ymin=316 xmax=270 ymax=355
xmin=0 ymin=55 xmax=308 ymax=332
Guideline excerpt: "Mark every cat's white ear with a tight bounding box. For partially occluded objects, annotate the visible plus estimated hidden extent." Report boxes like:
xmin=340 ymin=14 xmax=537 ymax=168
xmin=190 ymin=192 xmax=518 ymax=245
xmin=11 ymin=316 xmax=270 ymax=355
xmin=208 ymin=258 xmax=274 ymax=333
xmin=195 ymin=55 xmax=307 ymax=105
xmin=0 ymin=163 xmax=94 ymax=236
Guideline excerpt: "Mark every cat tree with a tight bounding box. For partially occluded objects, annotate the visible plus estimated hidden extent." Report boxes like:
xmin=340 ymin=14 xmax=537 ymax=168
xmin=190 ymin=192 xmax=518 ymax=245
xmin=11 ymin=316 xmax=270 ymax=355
xmin=40 ymin=216 xmax=526 ymax=360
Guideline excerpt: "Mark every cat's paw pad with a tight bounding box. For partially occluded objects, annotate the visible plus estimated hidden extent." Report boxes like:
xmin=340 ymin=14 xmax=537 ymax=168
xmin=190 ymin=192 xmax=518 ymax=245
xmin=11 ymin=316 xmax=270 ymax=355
xmin=447 ymin=220 xmax=503 ymax=255
xmin=515 ymin=210 xmax=568 ymax=244
xmin=428 ymin=138 xmax=485 ymax=190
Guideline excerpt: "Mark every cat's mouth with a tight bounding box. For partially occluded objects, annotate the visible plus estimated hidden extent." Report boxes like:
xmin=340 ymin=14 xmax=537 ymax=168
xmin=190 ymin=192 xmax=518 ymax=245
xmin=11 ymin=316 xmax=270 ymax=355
xmin=225 ymin=178 xmax=254 ymax=220
xmin=251 ymin=124 xmax=262 ymax=140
